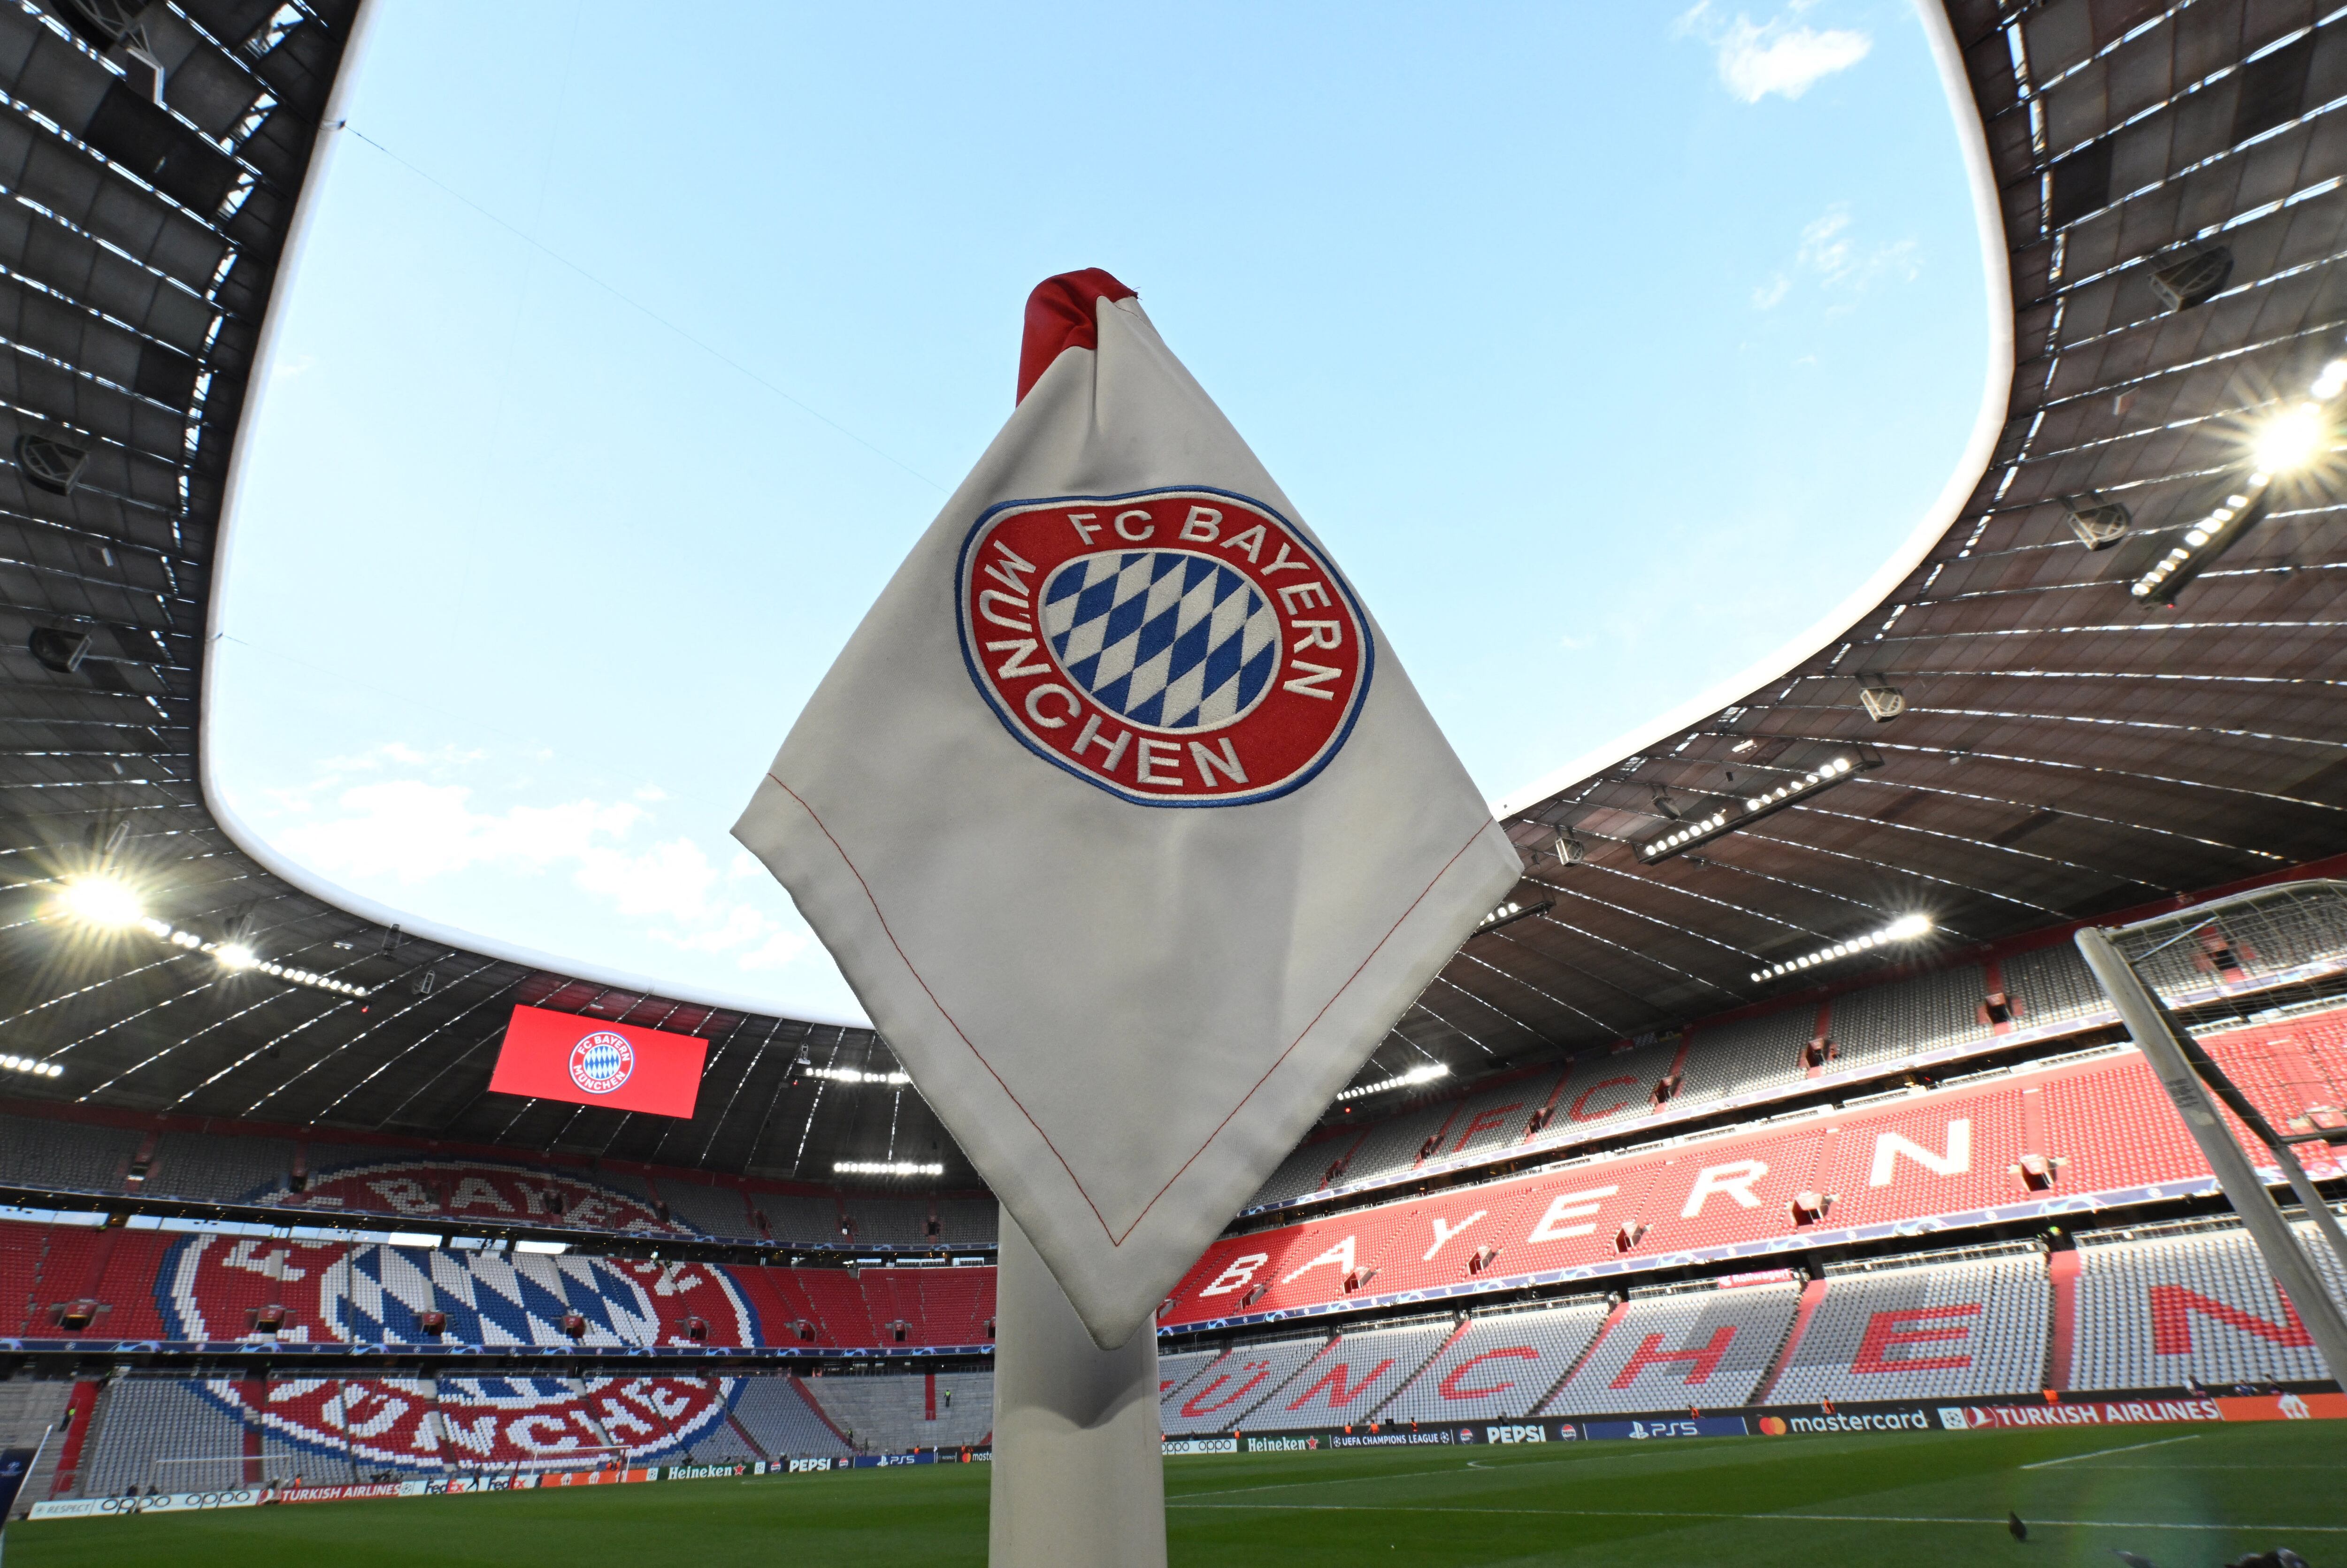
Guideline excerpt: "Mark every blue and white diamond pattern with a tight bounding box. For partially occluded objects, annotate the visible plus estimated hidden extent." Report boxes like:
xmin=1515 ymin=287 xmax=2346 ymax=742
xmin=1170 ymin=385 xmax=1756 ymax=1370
xmin=327 ymin=1245 xmax=661 ymax=1347
xmin=1039 ymin=551 xmax=1279 ymax=729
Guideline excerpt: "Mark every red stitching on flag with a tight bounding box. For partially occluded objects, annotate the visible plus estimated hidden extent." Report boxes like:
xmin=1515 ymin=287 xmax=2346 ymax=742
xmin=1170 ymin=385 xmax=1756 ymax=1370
xmin=764 ymin=773 xmax=1489 ymax=1248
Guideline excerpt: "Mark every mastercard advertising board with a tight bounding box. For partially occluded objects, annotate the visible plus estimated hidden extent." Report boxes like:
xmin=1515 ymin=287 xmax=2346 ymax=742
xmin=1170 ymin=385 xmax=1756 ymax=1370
xmin=487 ymin=1004 xmax=707 ymax=1118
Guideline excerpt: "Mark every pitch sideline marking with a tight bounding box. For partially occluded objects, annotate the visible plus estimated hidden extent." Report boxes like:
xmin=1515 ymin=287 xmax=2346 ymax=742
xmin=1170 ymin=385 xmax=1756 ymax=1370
xmin=1163 ymin=1502 xmax=2347 ymax=1533
xmin=2020 ymin=1434 xmax=2202 ymax=1470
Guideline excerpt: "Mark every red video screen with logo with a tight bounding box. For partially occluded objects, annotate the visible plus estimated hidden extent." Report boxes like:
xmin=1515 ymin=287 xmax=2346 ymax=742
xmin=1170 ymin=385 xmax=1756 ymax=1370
xmin=487 ymin=1003 xmax=708 ymax=1119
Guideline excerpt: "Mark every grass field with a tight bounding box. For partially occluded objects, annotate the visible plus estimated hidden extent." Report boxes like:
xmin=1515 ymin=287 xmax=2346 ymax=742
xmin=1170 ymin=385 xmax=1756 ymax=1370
xmin=12 ymin=1421 xmax=2345 ymax=1567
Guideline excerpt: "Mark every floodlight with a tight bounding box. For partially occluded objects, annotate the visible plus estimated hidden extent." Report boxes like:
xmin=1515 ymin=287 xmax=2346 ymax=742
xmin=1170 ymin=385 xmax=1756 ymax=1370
xmin=2252 ymin=401 xmax=2328 ymax=474
xmin=215 ymin=943 xmax=257 ymax=970
xmin=57 ymin=877 xmax=143 ymax=927
xmin=2130 ymin=473 xmax=2275 ymax=604
xmin=1637 ymin=751 xmax=1877 ymax=863
xmin=1335 ymin=1063 xmax=1450 ymax=1102
xmin=1751 ymin=913 xmax=1934 ymax=983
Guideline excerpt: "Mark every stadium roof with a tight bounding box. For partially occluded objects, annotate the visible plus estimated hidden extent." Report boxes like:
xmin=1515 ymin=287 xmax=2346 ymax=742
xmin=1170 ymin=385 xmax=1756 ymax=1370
xmin=1348 ymin=0 xmax=2347 ymax=1089
xmin=0 ymin=0 xmax=2340 ymax=1179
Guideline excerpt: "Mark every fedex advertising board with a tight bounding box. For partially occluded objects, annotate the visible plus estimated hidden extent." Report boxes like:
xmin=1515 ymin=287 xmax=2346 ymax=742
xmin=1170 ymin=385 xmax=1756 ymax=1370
xmin=488 ymin=1004 xmax=707 ymax=1118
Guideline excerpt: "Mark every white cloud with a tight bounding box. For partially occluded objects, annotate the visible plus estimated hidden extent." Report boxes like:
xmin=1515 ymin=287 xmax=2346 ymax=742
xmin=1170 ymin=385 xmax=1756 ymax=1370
xmin=1677 ymin=4 xmax=1871 ymax=103
xmin=1752 ymin=205 xmax=1918 ymax=310
xmin=264 ymin=744 xmax=812 ymax=977
xmin=1797 ymin=206 xmax=1918 ymax=291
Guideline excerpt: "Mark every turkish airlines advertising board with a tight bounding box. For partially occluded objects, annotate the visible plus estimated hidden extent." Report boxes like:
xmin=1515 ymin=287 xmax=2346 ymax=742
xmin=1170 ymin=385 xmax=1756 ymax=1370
xmin=487 ymin=1004 xmax=707 ymax=1118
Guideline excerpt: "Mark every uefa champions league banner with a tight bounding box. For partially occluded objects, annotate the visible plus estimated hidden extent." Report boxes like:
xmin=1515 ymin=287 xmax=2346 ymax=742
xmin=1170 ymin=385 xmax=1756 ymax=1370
xmin=734 ymin=271 xmax=1520 ymax=1347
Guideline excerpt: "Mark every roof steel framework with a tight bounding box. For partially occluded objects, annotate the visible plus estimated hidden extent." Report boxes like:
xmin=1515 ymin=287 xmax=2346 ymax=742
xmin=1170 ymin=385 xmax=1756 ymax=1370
xmin=1355 ymin=0 xmax=2347 ymax=1092
xmin=0 ymin=0 xmax=2339 ymax=1182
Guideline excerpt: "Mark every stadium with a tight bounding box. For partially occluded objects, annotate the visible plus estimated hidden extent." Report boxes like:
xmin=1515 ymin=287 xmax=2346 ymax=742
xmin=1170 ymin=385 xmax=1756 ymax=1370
xmin=0 ymin=0 xmax=2346 ymax=1563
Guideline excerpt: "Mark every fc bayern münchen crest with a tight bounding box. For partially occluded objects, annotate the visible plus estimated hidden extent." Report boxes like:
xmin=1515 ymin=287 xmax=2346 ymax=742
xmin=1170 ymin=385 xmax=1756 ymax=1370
xmin=568 ymin=1030 xmax=634 ymax=1094
xmin=955 ymin=487 xmax=1373 ymax=807
xmin=157 ymin=1160 xmax=758 ymax=1470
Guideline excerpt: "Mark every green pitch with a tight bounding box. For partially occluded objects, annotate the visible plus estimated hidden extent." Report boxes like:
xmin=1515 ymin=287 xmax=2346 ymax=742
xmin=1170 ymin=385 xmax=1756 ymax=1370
xmin=13 ymin=1421 xmax=2345 ymax=1567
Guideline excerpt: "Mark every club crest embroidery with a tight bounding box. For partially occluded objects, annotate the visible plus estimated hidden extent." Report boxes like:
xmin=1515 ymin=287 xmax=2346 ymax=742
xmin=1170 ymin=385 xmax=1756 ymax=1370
xmin=956 ymin=488 xmax=1373 ymax=805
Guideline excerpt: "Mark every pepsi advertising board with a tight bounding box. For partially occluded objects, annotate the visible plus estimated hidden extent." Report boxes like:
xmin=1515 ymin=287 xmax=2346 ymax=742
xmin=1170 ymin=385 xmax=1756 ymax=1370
xmin=487 ymin=1004 xmax=707 ymax=1118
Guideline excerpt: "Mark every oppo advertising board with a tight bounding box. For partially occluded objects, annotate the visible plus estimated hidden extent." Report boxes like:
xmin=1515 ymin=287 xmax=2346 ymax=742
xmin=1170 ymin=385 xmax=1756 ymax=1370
xmin=486 ymin=1004 xmax=708 ymax=1118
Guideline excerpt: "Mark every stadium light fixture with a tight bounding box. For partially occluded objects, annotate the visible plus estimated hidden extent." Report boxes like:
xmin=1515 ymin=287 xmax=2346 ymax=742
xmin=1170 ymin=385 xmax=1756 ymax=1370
xmin=807 ymin=1066 xmax=912 ymax=1086
xmin=834 ymin=1160 xmax=944 ymax=1177
xmin=2135 ymin=354 xmax=2344 ymax=604
xmin=55 ymin=876 xmax=143 ymax=927
xmin=1335 ymin=1063 xmax=1450 ymax=1102
xmin=2129 ymin=474 xmax=2271 ymax=603
xmin=1637 ymin=752 xmax=1876 ymax=864
xmin=2064 ymin=494 xmax=2132 ymax=550
xmin=1857 ymin=683 xmax=1906 ymax=723
xmin=1751 ymin=913 xmax=1933 ymax=983
xmin=2252 ymin=400 xmax=2329 ymax=474
xmin=1473 ymin=897 xmax=1551 ymax=935
xmin=92 ymin=910 xmax=371 ymax=1000
xmin=0 ymin=1055 xmax=63 ymax=1078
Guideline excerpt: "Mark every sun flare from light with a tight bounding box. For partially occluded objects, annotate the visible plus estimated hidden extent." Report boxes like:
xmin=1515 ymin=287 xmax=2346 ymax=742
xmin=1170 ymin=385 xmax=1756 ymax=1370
xmin=55 ymin=876 xmax=144 ymax=928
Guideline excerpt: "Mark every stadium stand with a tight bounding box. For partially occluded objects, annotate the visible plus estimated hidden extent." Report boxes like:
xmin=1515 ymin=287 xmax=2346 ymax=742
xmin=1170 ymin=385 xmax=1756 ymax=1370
xmin=0 ymin=1213 xmax=1004 ymax=1352
xmin=1537 ymin=1280 xmax=1799 ymax=1415
xmin=1254 ymin=1318 xmax=1457 ymax=1427
xmin=77 ymin=1379 xmax=241 ymax=1497
xmin=1156 ymin=1347 xmax=1223 ymax=1403
xmin=1380 ymin=1298 xmax=1612 ymax=1423
xmin=2071 ymin=1220 xmax=2347 ymax=1392
xmin=147 ymin=1132 xmax=297 ymax=1204
xmin=801 ymin=1371 xmax=994 ymax=1453
xmin=1826 ymin=965 xmax=1994 ymax=1073
xmin=839 ymin=1198 xmax=934 ymax=1245
xmin=1764 ymin=1247 xmax=2050 ymax=1403
xmin=655 ymin=1179 xmax=763 ymax=1241
xmin=733 ymin=1376 xmax=854 ymax=1460
xmin=1239 ymin=884 xmax=2347 ymax=1215
xmin=937 ymin=1198 xmax=999 ymax=1245
xmin=1675 ymin=1009 xmax=1818 ymax=1104
xmin=1997 ymin=943 xmax=2111 ymax=1034
xmin=0 ymin=1116 xmax=138 ymax=1196
xmin=1168 ymin=1021 xmax=2347 ymax=1326
xmin=1158 ymin=1334 xmax=1332 ymax=1435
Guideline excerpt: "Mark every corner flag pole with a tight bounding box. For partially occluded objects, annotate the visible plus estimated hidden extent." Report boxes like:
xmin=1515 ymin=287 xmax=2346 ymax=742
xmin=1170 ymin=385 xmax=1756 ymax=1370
xmin=2075 ymin=925 xmax=2347 ymax=1384
xmin=989 ymin=1207 xmax=1166 ymax=1567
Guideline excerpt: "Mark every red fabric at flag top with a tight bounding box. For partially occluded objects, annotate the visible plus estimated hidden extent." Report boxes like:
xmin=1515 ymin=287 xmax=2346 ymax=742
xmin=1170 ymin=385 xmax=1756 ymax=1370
xmin=487 ymin=1003 xmax=707 ymax=1119
xmin=1015 ymin=268 xmax=1137 ymax=403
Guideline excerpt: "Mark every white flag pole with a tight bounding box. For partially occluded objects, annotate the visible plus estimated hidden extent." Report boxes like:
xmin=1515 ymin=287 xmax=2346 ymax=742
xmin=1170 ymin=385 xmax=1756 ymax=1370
xmin=989 ymin=1206 xmax=1166 ymax=1568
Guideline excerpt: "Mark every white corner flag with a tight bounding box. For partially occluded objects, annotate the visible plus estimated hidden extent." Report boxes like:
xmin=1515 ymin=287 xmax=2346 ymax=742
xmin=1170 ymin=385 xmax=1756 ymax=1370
xmin=733 ymin=270 xmax=1520 ymax=1349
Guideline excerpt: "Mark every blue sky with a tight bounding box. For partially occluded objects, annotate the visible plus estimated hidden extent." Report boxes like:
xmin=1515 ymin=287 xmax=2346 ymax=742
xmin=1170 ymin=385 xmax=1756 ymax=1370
xmin=209 ymin=1 xmax=1987 ymax=1025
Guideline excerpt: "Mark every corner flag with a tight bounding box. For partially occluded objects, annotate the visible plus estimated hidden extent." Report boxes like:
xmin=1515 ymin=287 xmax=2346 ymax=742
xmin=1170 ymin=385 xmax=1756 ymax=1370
xmin=733 ymin=270 xmax=1519 ymax=1347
